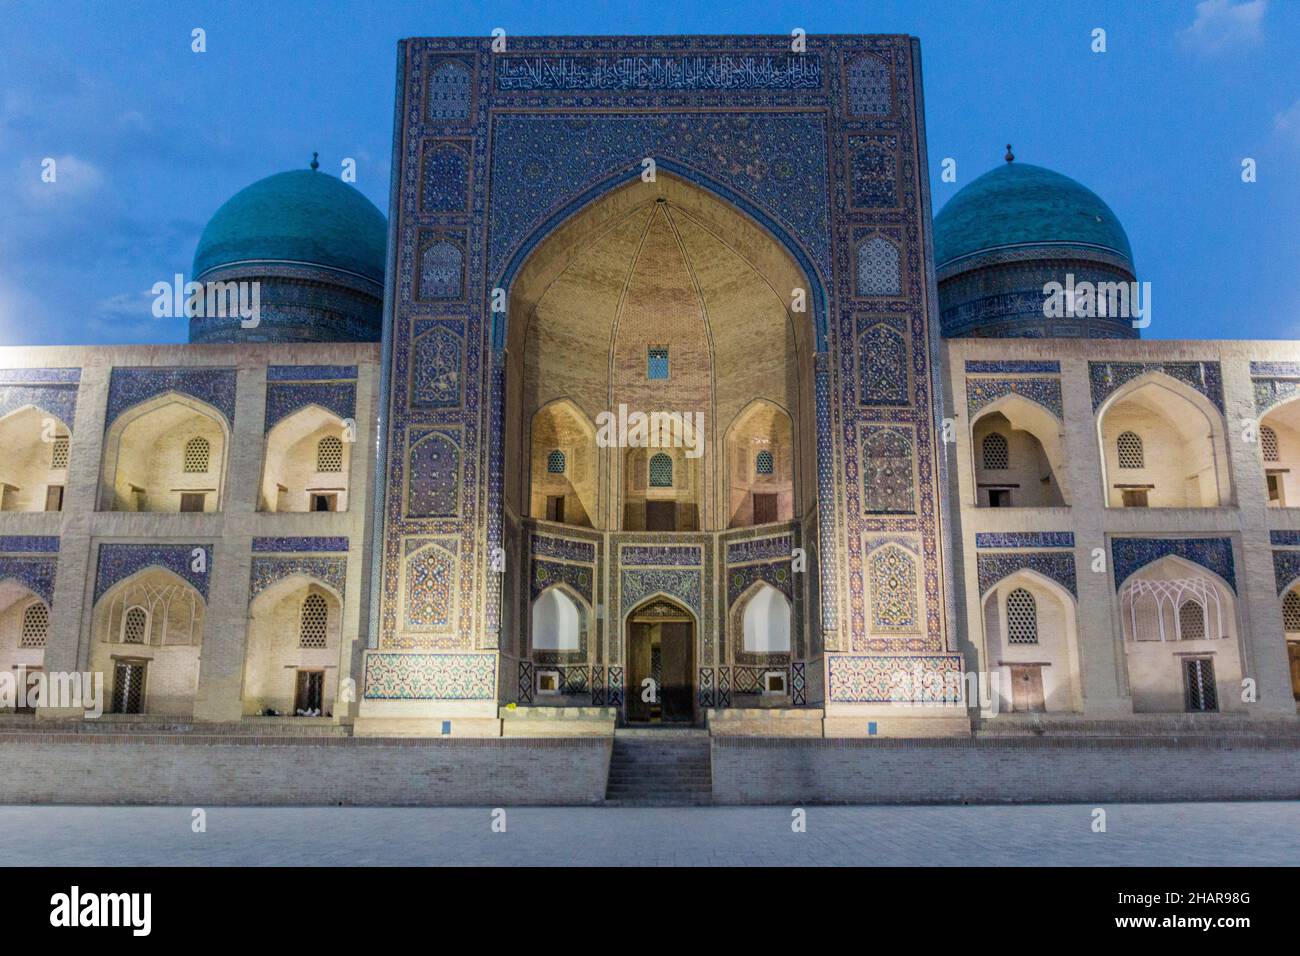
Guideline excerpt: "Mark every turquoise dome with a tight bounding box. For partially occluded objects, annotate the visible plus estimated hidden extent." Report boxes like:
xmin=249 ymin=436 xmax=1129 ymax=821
xmin=934 ymin=162 xmax=1133 ymax=269
xmin=192 ymin=169 xmax=387 ymax=283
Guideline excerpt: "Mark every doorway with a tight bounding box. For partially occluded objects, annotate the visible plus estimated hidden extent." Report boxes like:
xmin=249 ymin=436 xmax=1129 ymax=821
xmin=625 ymin=599 xmax=695 ymax=724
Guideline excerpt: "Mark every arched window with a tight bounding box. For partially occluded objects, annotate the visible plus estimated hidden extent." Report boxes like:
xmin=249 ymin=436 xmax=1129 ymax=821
xmin=1261 ymin=425 xmax=1280 ymax=462
xmin=299 ymin=593 xmax=328 ymax=648
xmin=1005 ymin=588 xmax=1038 ymax=644
xmin=547 ymin=449 xmax=566 ymax=474
xmin=183 ymin=436 xmax=210 ymax=473
xmin=316 ymin=436 xmax=343 ymax=473
xmin=755 ymin=449 xmax=774 ymax=475
xmin=122 ymin=606 xmax=148 ymax=644
xmin=982 ymin=432 xmax=1009 ymax=470
xmin=1178 ymin=600 xmax=1206 ymax=640
xmin=50 ymin=436 xmax=70 ymax=470
xmin=1116 ymin=431 xmax=1144 ymax=469
xmin=1284 ymin=590 xmax=1300 ymax=633
xmin=531 ymin=588 xmax=583 ymax=651
xmin=649 ymin=453 xmax=673 ymax=488
xmin=20 ymin=602 xmax=48 ymax=647
xmin=742 ymin=584 xmax=792 ymax=653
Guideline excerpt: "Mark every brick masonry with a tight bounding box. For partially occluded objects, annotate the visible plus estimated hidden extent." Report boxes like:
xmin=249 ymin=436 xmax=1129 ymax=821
xmin=711 ymin=736 xmax=1300 ymax=804
xmin=0 ymin=735 xmax=611 ymax=806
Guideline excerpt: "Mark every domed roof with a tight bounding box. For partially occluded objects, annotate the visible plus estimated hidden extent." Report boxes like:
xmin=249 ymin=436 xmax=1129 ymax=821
xmin=193 ymin=167 xmax=387 ymax=283
xmin=934 ymin=160 xmax=1133 ymax=270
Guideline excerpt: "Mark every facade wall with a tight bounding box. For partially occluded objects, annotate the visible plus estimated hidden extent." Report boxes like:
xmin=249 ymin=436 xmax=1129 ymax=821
xmin=0 ymin=343 xmax=379 ymax=723
xmin=945 ymin=338 xmax=1300 ymax=720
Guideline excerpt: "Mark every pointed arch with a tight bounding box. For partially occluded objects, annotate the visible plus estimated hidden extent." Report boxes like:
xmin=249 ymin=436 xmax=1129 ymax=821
xmin=1097 ymin=370 xmax=1231 ymax=508
xmin=260 ymin=403 xmax=351 ymax=513
xmin=100 ymin=391 xmax=231 ymax=512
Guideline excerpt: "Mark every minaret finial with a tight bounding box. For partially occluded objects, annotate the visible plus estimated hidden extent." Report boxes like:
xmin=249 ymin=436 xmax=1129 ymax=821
xmin=1005 ymin=143 xmax=1015 ymax=163
xmin=310 ymin=151 xmax=319 ymax=171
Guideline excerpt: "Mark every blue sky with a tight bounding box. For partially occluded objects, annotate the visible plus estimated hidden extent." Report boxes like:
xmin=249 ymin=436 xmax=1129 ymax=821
xmin=1 ymin=0 xmax=1296 ymax=344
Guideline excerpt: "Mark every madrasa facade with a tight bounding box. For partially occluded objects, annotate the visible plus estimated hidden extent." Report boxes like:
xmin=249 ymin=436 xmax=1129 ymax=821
xmin=3 ymin=34 xmax=1298 ymax=739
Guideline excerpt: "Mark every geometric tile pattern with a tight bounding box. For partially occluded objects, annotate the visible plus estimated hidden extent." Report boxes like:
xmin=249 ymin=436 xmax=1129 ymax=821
xmin=1088 ymin=361 xmax=1224 ymax=413
xmin=105 ymin=367 xmax=237 ymax=426
xmin=966 ymin=376 xmax=1063 ymax=420
xmin=1110 ymin=536 xmax=1236 ymax=592
xmin=827 ymin=653 xmax=963 ymax=703
xmin=976 ymin=551 xmax=1077 ymax=598
xmin=94 ymin=543 xmax=214 ymax=602
xmin=363 ymin=652 xmax=497 ymax=699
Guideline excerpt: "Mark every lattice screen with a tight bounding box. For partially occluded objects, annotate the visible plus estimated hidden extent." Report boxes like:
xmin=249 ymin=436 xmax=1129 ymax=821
xmin=50 ymin=436 xmax=69 ymax=470
xmin=1006 ymin=588 xmax=1038 ymax=644
xmin=1184 ymin=658 xmax=1217 ymax=712
xmin=982 ymin=432 xmax=1009 ymax=470
xmin=300 ymin=593 xmax=328 ymax=648
xmin=647 ymin=347 xmax=670 ymax=380
xmin=1261 ymin=425 xmax=1279 ymax=462
xmin=1284 ymin=590 xmax=1300 ymax=632
xmin=649 ymin=453 xmax=673 ymax=487
xmin=1178 ymin=600 xmax=1206 ymax=640
xmin=183 ymin=437 xmax=210 ymax=473
xmin=1116 ymin=431 xmax=1144 ymax=469
xmin=20 ymin=603 xmax=48 ymax=647
xmin=755 ymin=449 xmax=774 ymax=474
xmin=123 ymin=606 xmax=148 ymax=644
xmin=317 ymin=436 xmax=344 ymax=472
xmin=547 ymin=449 xmax=566 ymax=474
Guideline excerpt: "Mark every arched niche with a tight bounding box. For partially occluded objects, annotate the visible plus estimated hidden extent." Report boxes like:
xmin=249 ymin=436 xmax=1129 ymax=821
xmin=529 ymin=584 xmax=588 ymax=653
xmin=980 ymin=569 xmax=1082 ymax=713
xmin=260 ymin=404 xmax=352 ymax=513
xmin=0 ymin=579 xmax=49 ymax=709
xmin=0 ymin=406 xmax=71 ymax=513
xmin=1097 ymin=374 xmax=1230 ymax=509
xmin=1257 ymin=395 xmax=1300 ymax=508
xmin=90 ymin=566 xmax=206 ymax=715
xmin=100 ymin=393 xmax=230 ymax=513
xmin=242 ymin=574 xmax=343 ymax=716
xmin=971 ymin=394 xmax=1069 ymax=507
xmin=735 ymin=580 xmax=792 ymax=655
xmin=528 ymin=399 xmax=596 ymax=527
xmin=725 ymin=399 xmax=796 ymax=527
xmin=1117 ymin=554 xmax=1242 ymax=713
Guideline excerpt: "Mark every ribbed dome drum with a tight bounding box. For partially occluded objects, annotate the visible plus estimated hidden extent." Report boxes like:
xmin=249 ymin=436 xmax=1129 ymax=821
xmin=189 ymin=165 xmax=388 ymax=343
xmin=933 ymin=158 xmax=1138 ymax=339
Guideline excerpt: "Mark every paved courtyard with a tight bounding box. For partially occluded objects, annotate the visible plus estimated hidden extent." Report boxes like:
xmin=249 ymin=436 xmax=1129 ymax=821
xmin=0 ymin=801 xmax=1295 ymax=866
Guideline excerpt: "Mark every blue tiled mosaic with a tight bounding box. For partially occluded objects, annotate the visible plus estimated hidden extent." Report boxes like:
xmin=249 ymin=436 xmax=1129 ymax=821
xmin=975 ymin=532 xmax=1074 ymax=549
xmin=1110 ymin=537 xmax=1235 ymax=592
xmin=1088 ymin=361 xmax=1224 ymax=413
xmin=94 ymin=543 xmax=214 ymax=602
xmin=251 ymin=537 xmax=350 ymax=553
xmin=106 ymin=367 xmax=237 ymax=426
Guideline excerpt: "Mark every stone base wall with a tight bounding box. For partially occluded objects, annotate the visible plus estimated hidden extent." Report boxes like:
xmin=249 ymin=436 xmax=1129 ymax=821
xmin=711 ymin=736 xmax=1300 ymax=804
xmin=0 ymin=734 xmax=610 ymax=806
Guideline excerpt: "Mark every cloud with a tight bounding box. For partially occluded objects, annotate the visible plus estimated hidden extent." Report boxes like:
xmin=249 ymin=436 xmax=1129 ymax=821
xmin=1276 ymin=99 xmax=1300 ymax=148
xmin=1179 ymin=0 xmax=1267 ymax=54
xmin=19 ymin=154 xmax=104 ymax=203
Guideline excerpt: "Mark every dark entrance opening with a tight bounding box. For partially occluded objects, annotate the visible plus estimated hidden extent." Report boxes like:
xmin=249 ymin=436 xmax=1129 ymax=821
xmin=625 ymin=599 xmax=694 ymax=724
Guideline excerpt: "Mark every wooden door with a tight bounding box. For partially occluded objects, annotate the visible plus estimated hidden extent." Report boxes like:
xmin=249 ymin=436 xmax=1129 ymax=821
xmin=660 ymin=621 xmax=694 ymax=722
xmin=753 ymin=493 xmax=778 ymax=524
xmin=626 ymin=622 xmax=653 ymax=721
xmin=1289 ymin=642 xmax=1300 ymax=700
xmin=1010 ymin=665 xmax=1045 ymax=712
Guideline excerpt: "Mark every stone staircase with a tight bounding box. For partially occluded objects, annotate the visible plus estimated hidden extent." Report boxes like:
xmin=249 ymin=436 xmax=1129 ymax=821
xmin=604 ymin=727 xmax=713 ymax=806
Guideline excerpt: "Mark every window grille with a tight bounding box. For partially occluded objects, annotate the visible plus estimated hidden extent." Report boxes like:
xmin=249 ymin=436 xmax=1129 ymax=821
xmin=647 ymin=347 xmax=669 ymax=380
xmin=1116 ymin=431 xmax=1143 ymax=469
xmin=1261 ymin=425 xmax=1279 ymax=462
xmin=123 ymin=606 xmax=148 ymax=644
xmin=20 ymin=603 xmax=48 ymax=647
xmin=982 ymin=433 xmax=1009 ymax=470
xmin=1005 ymin=588 xmax=1038 ymax=644
xmin=50 ymin=436 xmax=69 ymax=470
xmin=547 ymin=449 xmax=565 ymax=474
xmin=649 ymin=453 xmax=673 ymax=487
xmin=317 ymin=436 xmax=343 ymax=472
xmin=1184 ymin=658 xmax=1217 ymax=712
xmin=112 ymin=661 xmax=146 ymax=714
xmin=183 ymin=437 xmax=210 ymax=473
xmin=755 ymin=450 xmax=774 ymax=475
xmin=300 ymin=593 xmax=328 ymax=648
xmin=1284 ymin=590 xmax=1300 ymax=632
xmin=1178 ymin=600 xmax=1206 ymax=640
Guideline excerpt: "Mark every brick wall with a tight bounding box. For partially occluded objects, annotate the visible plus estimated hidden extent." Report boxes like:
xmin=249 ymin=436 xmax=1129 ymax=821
xmin=712 ymin=736 xmax=1300 ymax=804
xmin=0 ymin=734 xmax=611 ymax=806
